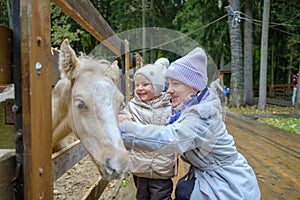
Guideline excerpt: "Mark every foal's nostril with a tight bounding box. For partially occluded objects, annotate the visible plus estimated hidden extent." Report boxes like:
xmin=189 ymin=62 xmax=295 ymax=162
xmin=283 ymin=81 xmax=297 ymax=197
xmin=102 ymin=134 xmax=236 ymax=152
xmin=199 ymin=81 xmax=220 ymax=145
xmin=105 ymin=158 xmax=110 ymax=167
xmin=105 ymin=158 xmax=117 ymax=176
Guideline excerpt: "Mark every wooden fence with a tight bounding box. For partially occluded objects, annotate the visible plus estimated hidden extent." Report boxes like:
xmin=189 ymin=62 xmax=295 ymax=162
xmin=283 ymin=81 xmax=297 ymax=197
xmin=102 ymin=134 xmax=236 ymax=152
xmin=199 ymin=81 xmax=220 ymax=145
xmin=253 ymin=84 xmax=294 ymax=99
xmin=11 ymin=0 xmax=132 ymax=199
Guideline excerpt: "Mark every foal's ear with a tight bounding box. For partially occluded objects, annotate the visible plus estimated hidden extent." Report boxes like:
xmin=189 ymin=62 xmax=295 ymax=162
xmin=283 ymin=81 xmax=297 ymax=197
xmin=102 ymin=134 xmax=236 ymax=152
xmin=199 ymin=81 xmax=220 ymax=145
xmin=105 ymin=60 xmax=121 ymax=84
xmin=59 ymin=39 xmax=79 ymax=80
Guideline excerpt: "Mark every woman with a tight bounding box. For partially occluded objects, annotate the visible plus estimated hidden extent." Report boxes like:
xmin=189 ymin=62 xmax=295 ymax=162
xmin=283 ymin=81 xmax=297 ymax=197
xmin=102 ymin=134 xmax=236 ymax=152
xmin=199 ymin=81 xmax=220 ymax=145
xmin=119 ymin=47 xmax=261 ymax=199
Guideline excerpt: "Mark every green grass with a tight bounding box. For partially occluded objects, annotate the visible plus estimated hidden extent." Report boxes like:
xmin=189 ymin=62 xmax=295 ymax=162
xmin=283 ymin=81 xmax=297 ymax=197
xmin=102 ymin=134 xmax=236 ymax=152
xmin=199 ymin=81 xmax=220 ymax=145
xmin=0 ymin=102 xmax=15 ymax=149
xmin=258 ymin=118 xmax=300 ymax=134
xmin=228 ymin=105 xmax=300 ymax=135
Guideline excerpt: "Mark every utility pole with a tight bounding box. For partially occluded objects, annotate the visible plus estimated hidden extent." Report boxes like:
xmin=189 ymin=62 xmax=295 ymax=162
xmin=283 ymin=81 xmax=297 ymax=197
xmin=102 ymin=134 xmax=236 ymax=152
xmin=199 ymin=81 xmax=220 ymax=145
xmin=142 ymin=0 xmax=146 ymax=62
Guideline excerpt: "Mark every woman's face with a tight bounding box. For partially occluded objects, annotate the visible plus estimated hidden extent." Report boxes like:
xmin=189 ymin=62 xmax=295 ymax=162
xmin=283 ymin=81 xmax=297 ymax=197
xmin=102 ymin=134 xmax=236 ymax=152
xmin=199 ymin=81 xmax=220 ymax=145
xmin=134 ymin=74 xmax=155 ymax=102
xmin=166 ymin=78 xmax=197 ymax=108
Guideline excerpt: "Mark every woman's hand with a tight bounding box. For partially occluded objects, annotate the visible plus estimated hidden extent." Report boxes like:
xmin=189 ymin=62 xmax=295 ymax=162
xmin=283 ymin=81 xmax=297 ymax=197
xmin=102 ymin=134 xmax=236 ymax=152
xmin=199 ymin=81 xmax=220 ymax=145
xmin=118 ymin=114 xmax=133 ymax=122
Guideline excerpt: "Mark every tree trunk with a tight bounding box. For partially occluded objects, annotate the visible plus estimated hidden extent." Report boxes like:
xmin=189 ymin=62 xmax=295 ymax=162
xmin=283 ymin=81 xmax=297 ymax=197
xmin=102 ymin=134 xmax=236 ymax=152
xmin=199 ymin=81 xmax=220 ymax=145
xmin=271 ymin=46 xmax=274 ymax=85
xmin=244 ymin=0 xmax=254 ymax=105
xmin=296 ymin=64 xmax=300 ymax=107
xmin=258 ymin=0 xmax=270 ymax=111
xmin=288 ymin=48 xmax=293 ymax=84
xmin=142 ymin=0 xmax=146 ymax=60
xmin=228 ymin=0 xmax=244 ymax=108
xmin=149 ymin=0 xmax=154 ymax=63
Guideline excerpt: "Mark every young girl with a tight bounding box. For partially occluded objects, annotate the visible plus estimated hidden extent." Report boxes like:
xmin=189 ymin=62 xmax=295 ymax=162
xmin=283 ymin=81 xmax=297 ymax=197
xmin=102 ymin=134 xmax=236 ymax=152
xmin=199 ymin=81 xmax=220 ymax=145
xmin=119 ymin=64 xmax=177 ymax=200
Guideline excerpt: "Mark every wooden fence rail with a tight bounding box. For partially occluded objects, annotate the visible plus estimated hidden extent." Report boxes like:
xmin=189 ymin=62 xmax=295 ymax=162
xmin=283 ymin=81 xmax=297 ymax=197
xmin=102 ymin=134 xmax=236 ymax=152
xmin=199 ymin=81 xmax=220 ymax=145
xmin=254 ymin=84 xmax=293 ymax=98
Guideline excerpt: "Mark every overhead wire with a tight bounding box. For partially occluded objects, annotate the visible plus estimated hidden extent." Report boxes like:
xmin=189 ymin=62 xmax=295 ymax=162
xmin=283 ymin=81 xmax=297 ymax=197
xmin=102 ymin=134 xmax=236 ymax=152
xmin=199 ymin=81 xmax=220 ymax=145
xmin=278 ymin=13 xmax=300 ymax=25
xmin=140 ymin=14 xmax=229 ymax=53
xmin=240 ymin=12 xmax=300 ymax=27
xmin=146 ymin=10 xmax=300 ymax=54
xmin=95 ymin=8 xmax=299 ymax=59
xmin=236 ymin=11 xmax=300 ymax=37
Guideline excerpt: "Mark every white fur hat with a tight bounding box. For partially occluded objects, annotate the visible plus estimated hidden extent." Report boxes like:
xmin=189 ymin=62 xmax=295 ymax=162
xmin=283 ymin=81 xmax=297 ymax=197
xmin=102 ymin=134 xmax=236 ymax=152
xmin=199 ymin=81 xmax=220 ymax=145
xmin=134 ymin=64 xmax=166 ymax=96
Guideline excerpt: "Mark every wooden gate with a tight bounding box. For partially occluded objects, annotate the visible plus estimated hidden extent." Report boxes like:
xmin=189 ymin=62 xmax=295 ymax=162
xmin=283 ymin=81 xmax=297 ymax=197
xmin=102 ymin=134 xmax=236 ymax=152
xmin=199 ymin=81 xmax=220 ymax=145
xmin=13 ymin=0 xmax=132 ymax=199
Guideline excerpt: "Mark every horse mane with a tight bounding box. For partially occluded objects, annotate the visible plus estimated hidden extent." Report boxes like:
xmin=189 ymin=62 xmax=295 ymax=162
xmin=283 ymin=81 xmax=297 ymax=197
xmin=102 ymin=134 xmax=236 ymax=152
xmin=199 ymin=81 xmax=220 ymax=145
xmin=78 ymin=56 xmax=110 ymax=73
xmin=72 ymin=55 xmax=121 ymax=84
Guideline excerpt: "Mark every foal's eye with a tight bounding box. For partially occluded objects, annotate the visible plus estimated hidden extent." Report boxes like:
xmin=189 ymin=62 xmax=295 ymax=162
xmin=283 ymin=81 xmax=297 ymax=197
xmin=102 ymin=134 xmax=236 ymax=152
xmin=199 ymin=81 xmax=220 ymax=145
xmin=78 ymin=102 xmax=88 ymax=110
xmin=75 ymin=99 xmax=89 ymax=110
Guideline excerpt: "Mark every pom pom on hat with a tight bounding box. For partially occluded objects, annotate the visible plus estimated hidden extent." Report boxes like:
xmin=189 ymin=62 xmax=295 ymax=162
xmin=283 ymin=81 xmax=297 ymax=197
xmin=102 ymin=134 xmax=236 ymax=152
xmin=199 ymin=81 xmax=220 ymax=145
xmin=134 ymin=64 xmax=167 ymax=96
xmin=165 ymin=47 xmax=208 ymax=91
xmin=155 ymin=57 xmax=170 ymax=68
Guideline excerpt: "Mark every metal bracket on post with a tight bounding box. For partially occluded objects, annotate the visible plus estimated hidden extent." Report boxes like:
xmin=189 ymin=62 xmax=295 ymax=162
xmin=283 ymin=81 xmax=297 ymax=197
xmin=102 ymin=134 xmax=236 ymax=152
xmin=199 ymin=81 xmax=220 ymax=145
xmin=225 ymin=6 xmax=241 ymax=28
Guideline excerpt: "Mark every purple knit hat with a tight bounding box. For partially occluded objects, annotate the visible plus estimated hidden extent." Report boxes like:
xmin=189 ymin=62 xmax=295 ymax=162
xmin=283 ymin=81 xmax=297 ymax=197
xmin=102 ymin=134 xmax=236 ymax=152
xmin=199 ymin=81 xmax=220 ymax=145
xmin=165 ymin=47 xmax=208 ymax=91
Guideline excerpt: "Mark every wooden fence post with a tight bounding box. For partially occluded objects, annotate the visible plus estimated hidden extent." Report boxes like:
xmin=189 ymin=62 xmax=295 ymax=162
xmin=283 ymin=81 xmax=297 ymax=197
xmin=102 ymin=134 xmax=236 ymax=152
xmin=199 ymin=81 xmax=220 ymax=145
xmin=21 ymin=0 xmax=53 ymax=199
xmin=124 ymin=40 xmax=131 ymax=103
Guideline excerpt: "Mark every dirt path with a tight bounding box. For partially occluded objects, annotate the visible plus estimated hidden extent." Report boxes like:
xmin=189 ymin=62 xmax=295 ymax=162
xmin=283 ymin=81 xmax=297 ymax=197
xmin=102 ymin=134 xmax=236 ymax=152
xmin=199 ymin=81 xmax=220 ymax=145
xmin=226 ymin=111 xmax=300 ymax=199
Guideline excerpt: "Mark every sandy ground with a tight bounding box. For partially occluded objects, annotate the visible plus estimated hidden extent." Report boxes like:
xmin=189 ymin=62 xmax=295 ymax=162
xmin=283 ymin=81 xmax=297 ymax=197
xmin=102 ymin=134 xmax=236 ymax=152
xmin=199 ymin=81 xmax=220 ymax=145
xmin=53 ymin=135 xmax=121 ymax=200
xmin=53 ymin=154 xmax=120 ymax=200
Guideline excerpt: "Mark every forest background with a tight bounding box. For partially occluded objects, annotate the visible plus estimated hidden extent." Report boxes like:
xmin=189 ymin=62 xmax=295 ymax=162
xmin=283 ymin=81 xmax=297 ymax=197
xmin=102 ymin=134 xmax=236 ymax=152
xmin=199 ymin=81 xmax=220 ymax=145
xmin=0 ymin=0 xmax=299 ymax=109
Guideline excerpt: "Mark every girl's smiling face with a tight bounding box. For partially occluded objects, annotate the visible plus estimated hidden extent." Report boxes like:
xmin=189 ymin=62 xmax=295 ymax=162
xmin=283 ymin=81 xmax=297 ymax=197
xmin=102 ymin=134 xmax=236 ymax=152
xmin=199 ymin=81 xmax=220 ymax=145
xmin=166 ymin=78 xmax=198 ymax=108
xmin=134 ymin=74 xmax=156 ymax=102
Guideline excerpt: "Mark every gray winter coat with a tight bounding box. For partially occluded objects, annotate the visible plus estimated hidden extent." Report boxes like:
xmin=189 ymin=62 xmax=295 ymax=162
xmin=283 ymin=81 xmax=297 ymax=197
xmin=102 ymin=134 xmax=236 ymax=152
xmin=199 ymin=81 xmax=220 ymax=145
xmin=120 ymin=93 xmax=177 ymax=179
xmin=120 ymin=89 xmax=261 ymax=199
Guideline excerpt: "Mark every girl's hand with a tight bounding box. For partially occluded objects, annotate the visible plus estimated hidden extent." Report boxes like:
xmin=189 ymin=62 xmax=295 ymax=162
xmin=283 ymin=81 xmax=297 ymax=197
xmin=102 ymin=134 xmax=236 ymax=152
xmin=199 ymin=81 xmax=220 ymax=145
xmin=118 ymin=114 xmax=133 ymax=122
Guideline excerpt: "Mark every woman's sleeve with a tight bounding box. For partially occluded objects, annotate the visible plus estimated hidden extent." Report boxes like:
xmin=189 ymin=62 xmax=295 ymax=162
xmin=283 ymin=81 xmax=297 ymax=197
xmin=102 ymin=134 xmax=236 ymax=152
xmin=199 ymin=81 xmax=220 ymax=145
xmin=120 ymin=108 xmax=211 ymax=154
